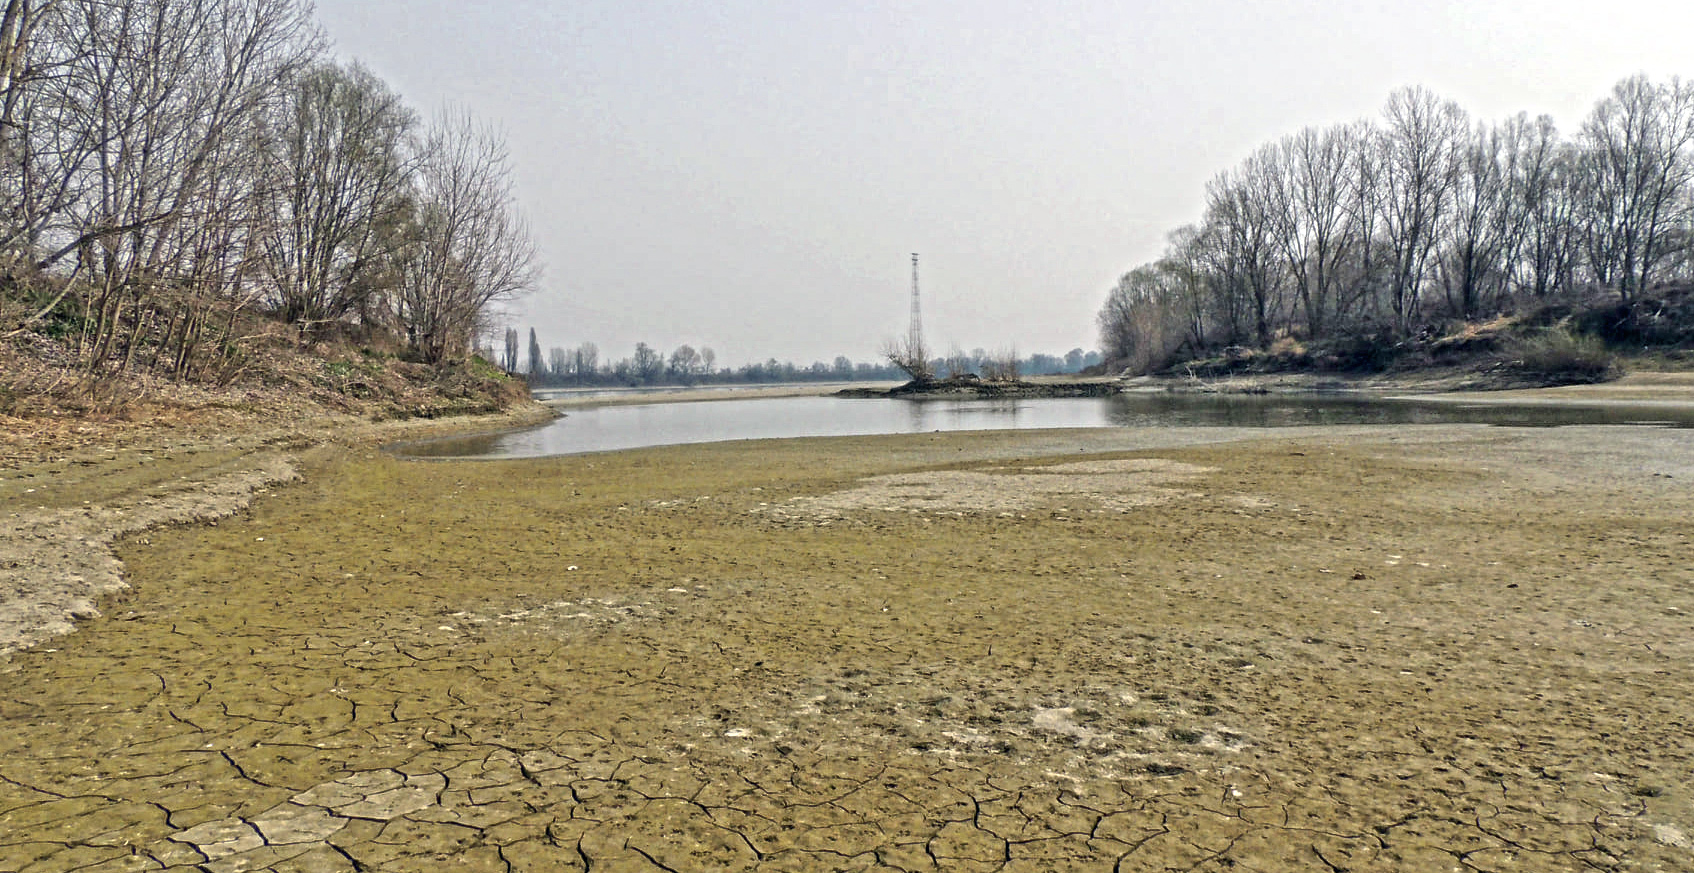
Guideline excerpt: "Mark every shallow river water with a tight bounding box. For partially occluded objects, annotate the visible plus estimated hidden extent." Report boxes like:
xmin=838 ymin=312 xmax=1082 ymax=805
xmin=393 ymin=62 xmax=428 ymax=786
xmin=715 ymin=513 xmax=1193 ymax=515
xmin=397 ymin=391 xmax=1694 ymax=459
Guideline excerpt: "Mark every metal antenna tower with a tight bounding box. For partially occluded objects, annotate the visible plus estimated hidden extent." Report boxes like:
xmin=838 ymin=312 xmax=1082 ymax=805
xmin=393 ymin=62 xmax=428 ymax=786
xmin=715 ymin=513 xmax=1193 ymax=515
xmin=908 ymin=253 xmax=923 ymax=352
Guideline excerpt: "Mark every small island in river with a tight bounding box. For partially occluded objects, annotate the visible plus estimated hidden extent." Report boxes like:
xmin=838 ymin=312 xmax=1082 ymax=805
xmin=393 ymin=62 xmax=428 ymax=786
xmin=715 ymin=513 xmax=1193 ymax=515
xmin=836 ymin=374 xmax=1123 ymax=399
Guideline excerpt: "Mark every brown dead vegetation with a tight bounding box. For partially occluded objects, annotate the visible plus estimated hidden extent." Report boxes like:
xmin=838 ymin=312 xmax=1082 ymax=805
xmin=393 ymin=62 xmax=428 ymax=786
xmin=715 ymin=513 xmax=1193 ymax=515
xmin=0 ymin=322 xmax=529 ymax=468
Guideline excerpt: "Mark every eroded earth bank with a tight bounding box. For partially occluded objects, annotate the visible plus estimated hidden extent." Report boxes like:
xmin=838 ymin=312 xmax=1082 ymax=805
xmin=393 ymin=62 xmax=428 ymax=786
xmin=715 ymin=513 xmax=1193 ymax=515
xmin=3 ymin=422 xmax=1693 ymax=871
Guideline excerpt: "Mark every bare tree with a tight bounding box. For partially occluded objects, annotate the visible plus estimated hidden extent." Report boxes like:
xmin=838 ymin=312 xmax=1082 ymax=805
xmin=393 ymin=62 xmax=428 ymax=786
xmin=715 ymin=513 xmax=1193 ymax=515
xmin=1098 ymin=263 xmax=1185 ymax=373
xmin=42 ymin=0 xmax=320 ymax=372
xmin=1188 ymin=214 xmax=1249 ymax=347
xmin=571 ymin=341 xmax=597 ymax=383
xmin=1337 ymin=119 xmax=1387 ymax=327
xmin=942 ymin=343 xmax=973 ymax=379
xmin=631 ymin=341 xmax=661 ymax=383
xmin=667 ymin=343 xmax=701 ymax=382
xmin=881 ymin=332 xmax=932 ymax=382
xmin=1377 ymin=86 xmax=1468 ymax=334
xmin=1576 ymin=75 xmax=1694 ymax=300
xmin=1513 ymin=115 xmax=1581 ymax=298
xmin=0 ymin=1 xmax=45 ymax=138
xmin=1095 ymin=77 xmax=1694 ymax=381
xmin=1266 ymin=126 xmax=1362 ymax=338
xmin=1437 ymin=117 xmax=1524 ymax=319
xmin=1158 ymin=225 xmax=1210 ymax=351
xmin=980 ymin=346 xmax=1019 ymax=381
xmin=0 ymin=0 xmax=61 ymax=264
xmin=1203 ymin=158 xmax=1284 ymax=347
xmin=257 ymin=60 xmax=415 ymax=334
xmin=395 ymin=109 xmax=538 ymax=363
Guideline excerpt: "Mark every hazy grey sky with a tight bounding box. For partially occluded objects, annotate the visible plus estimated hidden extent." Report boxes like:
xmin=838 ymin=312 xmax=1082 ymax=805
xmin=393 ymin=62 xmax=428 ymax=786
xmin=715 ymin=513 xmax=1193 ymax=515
xmin=314 ymin=0 xmax=1694 ymax=367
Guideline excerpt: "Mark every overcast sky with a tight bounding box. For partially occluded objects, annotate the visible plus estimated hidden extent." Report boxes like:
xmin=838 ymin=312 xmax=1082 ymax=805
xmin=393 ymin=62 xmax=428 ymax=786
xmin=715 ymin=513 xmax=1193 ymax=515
xmin=313 ymin=0 xmax=1694 ymax=367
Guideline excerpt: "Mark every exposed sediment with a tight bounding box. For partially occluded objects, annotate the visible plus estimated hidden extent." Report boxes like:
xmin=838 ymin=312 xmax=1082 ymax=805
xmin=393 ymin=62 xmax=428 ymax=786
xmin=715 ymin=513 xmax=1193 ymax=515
xmin=0 ymin=403 xmax=555 ymax=657
xmin=0 ymin=453 xmax=299 ymax=656
xmin=2 ymin=420 xmax=1692 ymax=870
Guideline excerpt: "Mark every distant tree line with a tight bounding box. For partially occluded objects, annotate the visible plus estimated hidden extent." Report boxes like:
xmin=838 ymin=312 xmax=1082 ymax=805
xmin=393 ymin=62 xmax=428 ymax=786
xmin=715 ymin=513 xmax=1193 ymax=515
xmin=1 ymin=0 xmax=537 ymax=381
xmin=1100 ymin=76 xmax=1694 ymax=373
xmin=497 ymin=331 xmax=1101 ymax=387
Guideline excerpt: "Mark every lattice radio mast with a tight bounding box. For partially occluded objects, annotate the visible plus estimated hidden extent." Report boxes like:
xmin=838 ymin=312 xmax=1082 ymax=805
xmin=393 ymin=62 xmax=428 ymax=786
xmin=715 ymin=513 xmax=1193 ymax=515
xmin=909 ymin=253 xmax=923 ymax=353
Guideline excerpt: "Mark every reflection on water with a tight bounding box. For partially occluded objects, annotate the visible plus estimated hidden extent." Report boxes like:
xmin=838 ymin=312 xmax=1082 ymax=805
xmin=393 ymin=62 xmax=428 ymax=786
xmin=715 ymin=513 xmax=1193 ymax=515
xmin=394 ymin=393 xmax=1694 ymax=460
xmin=905 ymin=399 xmax=1028 ymax=432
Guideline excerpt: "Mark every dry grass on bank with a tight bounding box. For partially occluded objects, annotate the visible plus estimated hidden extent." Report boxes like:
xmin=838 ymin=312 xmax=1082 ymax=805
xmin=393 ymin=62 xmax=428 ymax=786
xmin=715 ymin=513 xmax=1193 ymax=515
xmin=0 ymin=324 xmax=529 ymax=467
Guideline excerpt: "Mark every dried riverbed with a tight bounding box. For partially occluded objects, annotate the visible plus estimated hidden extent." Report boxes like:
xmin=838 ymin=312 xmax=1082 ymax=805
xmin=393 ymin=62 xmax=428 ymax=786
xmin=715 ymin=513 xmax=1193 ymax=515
xmin=3 ymin=417 xmax=1693 ymax=871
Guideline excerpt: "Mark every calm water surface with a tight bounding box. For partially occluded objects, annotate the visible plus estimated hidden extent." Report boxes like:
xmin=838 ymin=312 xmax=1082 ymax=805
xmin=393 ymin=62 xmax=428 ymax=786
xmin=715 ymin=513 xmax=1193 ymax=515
xmin=397 ymin=393 xmax=1694 ymax=459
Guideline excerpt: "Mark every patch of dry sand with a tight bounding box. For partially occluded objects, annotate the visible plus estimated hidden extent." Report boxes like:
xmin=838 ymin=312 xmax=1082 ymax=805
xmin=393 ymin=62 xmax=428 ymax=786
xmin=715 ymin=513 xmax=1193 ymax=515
xmin=757 ymin=458 xmax=1214 ymax=520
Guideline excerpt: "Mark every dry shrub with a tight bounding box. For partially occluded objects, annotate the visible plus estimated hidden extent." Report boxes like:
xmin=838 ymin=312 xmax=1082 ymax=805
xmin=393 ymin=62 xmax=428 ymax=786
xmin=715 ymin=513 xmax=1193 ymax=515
xmin=980 ymin=347 xmax=1020 ymax=382
xmin=1509 ymin=328 xmax=1616 ymax=382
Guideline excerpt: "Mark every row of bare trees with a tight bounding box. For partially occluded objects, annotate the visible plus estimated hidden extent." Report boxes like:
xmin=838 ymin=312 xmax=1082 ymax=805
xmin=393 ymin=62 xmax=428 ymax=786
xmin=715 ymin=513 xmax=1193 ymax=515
xmin=1101 ymin=77 xmax=1694 ymax=372
xmin=503 ymin=336 xmax=1100 ymax=388
xmin=515 ymin=338 xmax=914 ymax=387
xmin=1 ymin=0 xmax=535 ymax=380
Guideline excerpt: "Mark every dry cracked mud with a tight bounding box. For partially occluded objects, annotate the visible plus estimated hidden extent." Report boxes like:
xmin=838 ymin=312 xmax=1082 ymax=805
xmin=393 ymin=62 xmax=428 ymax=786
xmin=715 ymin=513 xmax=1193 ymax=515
xmin=2 ymin=423 xmax=1693 ymax=871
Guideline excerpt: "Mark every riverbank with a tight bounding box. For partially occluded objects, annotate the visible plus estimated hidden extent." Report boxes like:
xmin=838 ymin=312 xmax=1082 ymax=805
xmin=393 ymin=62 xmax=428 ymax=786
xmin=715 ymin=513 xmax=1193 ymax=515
xmin=836 ymin=366 xmax=1694 ymax=402
xmin=1125 ymin=365 xmax=1694 ymax=402
xmin=2 ymin=385 xmax=1693 ymax=869
xmin=1419 ymin=369 xmax=1694 ymax=405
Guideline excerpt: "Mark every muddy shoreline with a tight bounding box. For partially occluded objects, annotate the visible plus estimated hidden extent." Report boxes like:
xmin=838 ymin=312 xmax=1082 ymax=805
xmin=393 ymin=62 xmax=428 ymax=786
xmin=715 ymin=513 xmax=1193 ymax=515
xmin=0 ymin=404 xmax=556 ymax=657
xmin=3 ymin=385 xmax=1694 ymax=870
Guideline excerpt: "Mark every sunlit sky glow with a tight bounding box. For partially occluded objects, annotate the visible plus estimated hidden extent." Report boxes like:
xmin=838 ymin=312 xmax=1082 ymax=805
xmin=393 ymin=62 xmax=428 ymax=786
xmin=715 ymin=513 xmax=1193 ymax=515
xmin=314 ymin=0 xmax=1694 ymax=366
